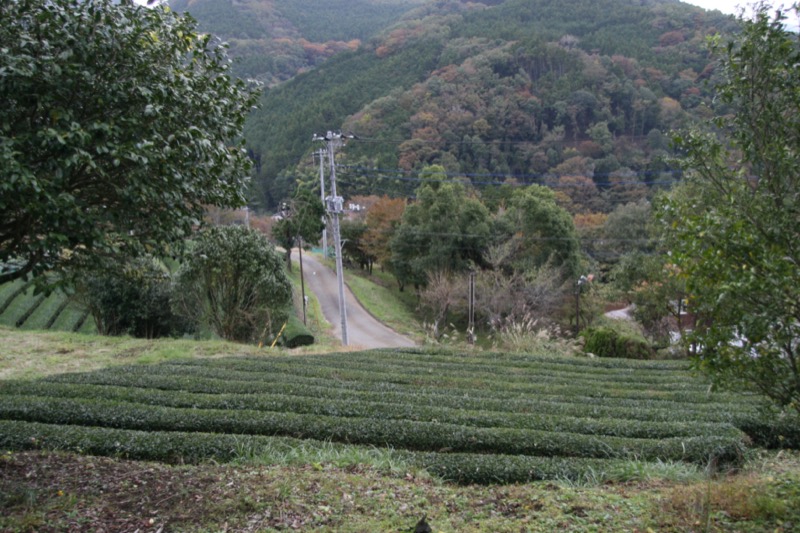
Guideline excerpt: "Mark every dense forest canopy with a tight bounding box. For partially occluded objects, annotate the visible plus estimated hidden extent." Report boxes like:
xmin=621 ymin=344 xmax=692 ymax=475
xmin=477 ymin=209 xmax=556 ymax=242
xmin=168 ymin=0 xmax=427 ymax=84
xmin=172 ymin=0 xmax=737 ymax=211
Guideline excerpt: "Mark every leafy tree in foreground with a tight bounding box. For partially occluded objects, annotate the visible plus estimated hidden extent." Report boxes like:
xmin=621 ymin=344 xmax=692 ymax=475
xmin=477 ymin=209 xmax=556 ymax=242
xmin=173 ymin=226 xmax=292 ymax=343
xmin=662 ymin=5 xmax=800 ymax=413
xmin=0 ymin=0 xmax=259 ymax=284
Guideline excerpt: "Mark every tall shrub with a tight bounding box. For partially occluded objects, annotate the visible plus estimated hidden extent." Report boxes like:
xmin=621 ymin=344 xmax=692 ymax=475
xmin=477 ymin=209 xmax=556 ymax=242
xmin=173 ymin=226 xmax=292 ymax=343
xmin=73 ymin=256 xmax=186 ymax=338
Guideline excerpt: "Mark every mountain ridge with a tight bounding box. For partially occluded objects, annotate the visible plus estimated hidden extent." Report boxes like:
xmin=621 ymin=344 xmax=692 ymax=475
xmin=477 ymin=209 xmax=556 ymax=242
xmin=171 ymin=0 xmax=737 ymax=210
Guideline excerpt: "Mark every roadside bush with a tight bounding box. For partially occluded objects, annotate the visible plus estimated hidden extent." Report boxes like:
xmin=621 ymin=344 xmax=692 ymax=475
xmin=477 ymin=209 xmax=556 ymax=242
xmin=173 ymin=226 xmax=292 ymax=343
xmin=582 ymin=326 xmax=655 ymax=359
xmin=281 ymin=315 xmax=314 ymax=348
xmin=72 ymin=256 xmax=189 ymax=338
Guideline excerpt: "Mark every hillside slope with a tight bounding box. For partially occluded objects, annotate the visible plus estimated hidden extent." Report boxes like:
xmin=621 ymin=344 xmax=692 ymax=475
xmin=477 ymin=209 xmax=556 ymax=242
xmin=169 ymin=0 xmax=427 ymax=84
xmin=237 ymin=0 xmax=736 ymax=209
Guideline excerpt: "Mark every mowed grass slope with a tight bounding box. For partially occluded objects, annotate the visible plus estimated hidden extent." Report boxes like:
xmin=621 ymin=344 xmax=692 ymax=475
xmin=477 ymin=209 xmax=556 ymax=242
xmin=1 ymin=347 xmax=796 ymax=484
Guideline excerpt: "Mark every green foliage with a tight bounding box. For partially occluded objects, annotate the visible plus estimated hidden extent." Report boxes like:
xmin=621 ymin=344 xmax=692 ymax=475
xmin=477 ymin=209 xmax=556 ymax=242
xmin=0 ymin=0 xmax=259 ymax=284
xmin=582 ymin=326 xmax=655 ymax=360
xmin=70 ymin=256 xmax=188 ymax=339
xmin=173 ymin=226 xmax=292 ymax=343
xmin=497 ymin=185 xmax=581 ymax=278
xmin=0 ymin=281 xmax=97 ymax=333
xmin=0 ymin=392 xmax=747 ymax=465
xmin=1 ymin=347 xmax=794 ymax=482
xmin=276 ymin=0 xmax=427 ymax=43
xmin=169 ymin=0 xmax=427 ymax=84
xmin=339 ymin=219 xmax=375 ymax=272
xmin=242 ymin=0 xmax=735 ymax=210
xmin=0 ymin=419 xmax=634 ymax=485
xmin=271 ymin=188 xmax=325 ymax=270
xmin=1 ymin=379 xmax=744 ymax=441
xmin=246 ymin=42 xmax=440 ymax=209
xmin=610 ymin=250 xmax=689 ymax=345
xmin=662 ymin=6 xmax=800 ymax=414
xmin=390 ymin=174 xmax=491 ymax=288
xmin=596 ymin=200 xmax=654 ymax=264
xmin=281 ymin=315 xmax=315 ymax=348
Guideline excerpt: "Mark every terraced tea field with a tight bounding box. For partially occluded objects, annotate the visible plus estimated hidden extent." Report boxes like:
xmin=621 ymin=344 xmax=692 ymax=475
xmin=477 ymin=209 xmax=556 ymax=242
xmin=0 ymin=280 xmax=94 ymax=333
xmin=0 ymin=348 xmax=797 ymax=484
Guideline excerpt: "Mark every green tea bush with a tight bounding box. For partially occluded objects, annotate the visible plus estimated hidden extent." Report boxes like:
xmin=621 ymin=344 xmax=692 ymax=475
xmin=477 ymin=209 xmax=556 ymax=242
xmin=1 ymin=349 xmax=794 ymax=485
xmin=44 ymin=361 xmax=742 ymax=406
xmin=2 ymin=380 xmax=746 ymax=441
xmin=0 ymin=420 xmax=627 ymax=484
xmin=0 ymin=394 xmax=749 ymax=465
xmin=582 ymin=326 xmax=655 ymax=359
xmin=281 ymin=315 xmax=314 ymax=348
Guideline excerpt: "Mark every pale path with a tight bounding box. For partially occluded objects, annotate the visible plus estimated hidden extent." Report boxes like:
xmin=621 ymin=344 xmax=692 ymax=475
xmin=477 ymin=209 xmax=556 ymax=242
xmin=299 ymin=252 xmax=416 ymax=349
xmin=605 ymin=304 xmax=635 ymax=320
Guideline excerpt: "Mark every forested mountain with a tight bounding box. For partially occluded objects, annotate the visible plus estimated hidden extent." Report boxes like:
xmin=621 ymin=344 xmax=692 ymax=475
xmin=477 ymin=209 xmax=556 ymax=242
xmin=173 ymin=0 xmax=737 ymax=211
xmin=169 ymin=0 xmax=427 ymax=84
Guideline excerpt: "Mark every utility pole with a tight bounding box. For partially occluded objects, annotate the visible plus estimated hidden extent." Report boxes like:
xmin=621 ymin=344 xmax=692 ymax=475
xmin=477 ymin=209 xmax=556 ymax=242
xmin=314 ymin=149 xmax=328 ymax=258
xmin=313 ymin=131 xmax=354 ymax=346
xmin=298 ymin=237 xmax=307 ymax=325
xmin=575 ymin=274 xmax=589 ymax=337
xmin=467 ymin=270 xmax=476 ymax=345
xmin=281 ymin=201 xmax=308 ymax=325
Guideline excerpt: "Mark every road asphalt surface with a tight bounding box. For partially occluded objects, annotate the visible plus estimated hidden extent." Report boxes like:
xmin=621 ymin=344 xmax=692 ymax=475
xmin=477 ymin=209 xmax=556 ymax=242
xmin=298 ymin=252 xmax=416 ymax=350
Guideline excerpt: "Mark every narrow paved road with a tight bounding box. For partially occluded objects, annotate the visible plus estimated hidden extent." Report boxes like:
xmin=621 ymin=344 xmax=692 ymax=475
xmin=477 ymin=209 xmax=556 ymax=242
xmin=299 ymin=252 xmax=416 ymax=349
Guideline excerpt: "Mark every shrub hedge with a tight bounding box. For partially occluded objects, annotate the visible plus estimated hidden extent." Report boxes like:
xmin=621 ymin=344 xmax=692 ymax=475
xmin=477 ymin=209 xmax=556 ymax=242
xmin=0 ymin=394 xmax=749 ymax=465
xmin=0 ymin=419 xmax=630 ymax=484
xmin=0 ymin=381 xmax=744 ymax=441
xmin=0 ymin=349 xmax=795 ymax=483
xmin=281 ymin=315 xmax=314 ymax=348
xmin=52 ymin=359 xmax=742 ymax=405
xmin=581 ymin=327 xmax=655 ymax=359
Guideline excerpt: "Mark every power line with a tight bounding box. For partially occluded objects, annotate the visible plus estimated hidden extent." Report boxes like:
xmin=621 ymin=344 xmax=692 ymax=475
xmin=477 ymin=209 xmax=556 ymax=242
xmin=312 ymin=131 xmax=355 ymax=347
xmin=352 ymin=133 xmax=658 ymax=146
xmin=338 ymin=166 xmax=682 ymax=188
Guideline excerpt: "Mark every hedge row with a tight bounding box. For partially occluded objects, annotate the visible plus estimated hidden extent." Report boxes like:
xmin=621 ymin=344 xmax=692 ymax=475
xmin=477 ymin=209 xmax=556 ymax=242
xmin=0 ymin=394 xmax=749 ymax=465
xmin=0 ymin=419 xmax=636 ymax=484
xmin=368 ymin=347 xmax=692 ymax=371
xmin=54 ymin=361 xmax=742 ymax=406
xmin=0 ymin=381 xmax=743 ymax=441
xmin=281 ymin=316 xmax=314 ymax=348
xmin=181 ymin=353 xmax=702 ymax=388
xmin=13 ymin=377 xmax=795 ymax=448
xmin=581 ymin=327 xmax=654 ymax=359
xmin=175 ymin=352 xmax=705 ymax=386
xmin=40 ymin=368 xmax=758 ymax=420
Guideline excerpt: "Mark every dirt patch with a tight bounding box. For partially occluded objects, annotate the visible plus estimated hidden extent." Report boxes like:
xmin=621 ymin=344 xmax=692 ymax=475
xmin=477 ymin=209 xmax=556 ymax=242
xmin=0 ymin=451 xmax=223 ymax=532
